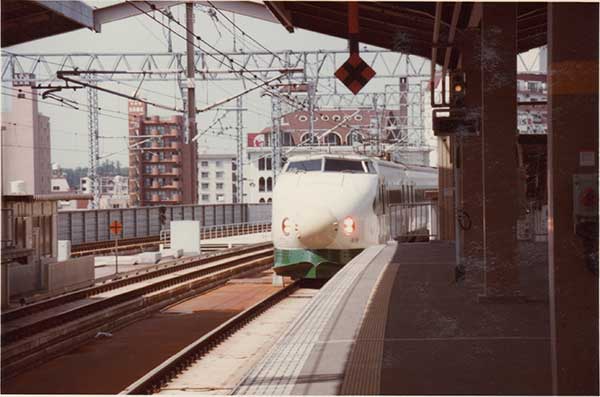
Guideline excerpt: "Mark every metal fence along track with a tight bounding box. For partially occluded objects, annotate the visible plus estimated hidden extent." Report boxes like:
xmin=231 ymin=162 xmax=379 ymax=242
xmin=58 ymin=203 xmax=271 ymax=245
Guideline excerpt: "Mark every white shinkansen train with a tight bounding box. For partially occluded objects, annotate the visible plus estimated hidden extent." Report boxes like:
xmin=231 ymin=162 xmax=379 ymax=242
xmin=272 ymin=153 xmax=437 ymax=279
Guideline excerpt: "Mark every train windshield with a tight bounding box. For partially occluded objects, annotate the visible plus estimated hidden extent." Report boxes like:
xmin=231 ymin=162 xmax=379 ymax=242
xmin=324 ymin=159 xmax=366 ymax=173
xmin=286 ymin=159 xmax=322 ymax=172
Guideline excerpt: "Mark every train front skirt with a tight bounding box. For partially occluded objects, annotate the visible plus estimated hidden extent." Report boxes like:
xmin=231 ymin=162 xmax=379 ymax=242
xmin=273 ymin=248 xmax=363 ymax=279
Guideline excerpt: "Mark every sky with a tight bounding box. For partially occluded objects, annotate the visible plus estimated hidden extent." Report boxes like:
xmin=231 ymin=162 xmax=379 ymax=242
xmin=1 ymin=1 xmax=543 ymax=169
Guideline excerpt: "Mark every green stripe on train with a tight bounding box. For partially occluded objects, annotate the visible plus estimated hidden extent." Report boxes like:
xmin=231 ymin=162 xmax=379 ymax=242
xmin=273 ymin=248 xmax=363 ymax=279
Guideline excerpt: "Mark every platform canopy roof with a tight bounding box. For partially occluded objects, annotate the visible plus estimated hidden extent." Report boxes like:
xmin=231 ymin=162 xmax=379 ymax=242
xmin=1 ymin=0 xmax=95 ymax=47
xmin=2 ymin=1 xmax=547 ymax=70
xmin=264 ymin=2 xmax=547 ymax=69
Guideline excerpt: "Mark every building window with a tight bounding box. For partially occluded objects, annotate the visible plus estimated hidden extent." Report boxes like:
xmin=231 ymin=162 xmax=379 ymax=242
xmin=52 ymin=186 xmax=60 ymax=191
xmin=259 ymin=177 xmax=265 ymax=192
xmin=282 ymin=132 xmax=294 ymax=146
xmin=266 ymin=177 xmax=273 ymax=192
xmin=216 ymin=183 xmax=224 ymax=190
xmin=216 ymin=171 xmax=224 ymax=179
xmin=215 ymin=160 xmax=223 ymax=168
xmin=216 ymin=194 xmax=225 ymax=202
xmin=325 ymin=133 xmax=342 ymax=146
xmin=258 ymin=157 xmax=265 ymax=171
xmin=347 ymin=131 xmax=363 ymax=145
xmin=267 ymin=198 xmax=272 ymax=203
xmin=259 ymin=198 xmax=266 ymax=203
xmin=266 ymin=157 xmax=272 ymax=170
xmin=201 ymin=161 xmax=209 ymax=167
xmin=201 ymin=194 xmax=210 ymax=202
xmin=201 ymin=183 xmax=209 ymax=189
xmin=201 ymin=171 xmax=209 ymax=178
xmin=300 ymin=133 xmax=319 ymax=145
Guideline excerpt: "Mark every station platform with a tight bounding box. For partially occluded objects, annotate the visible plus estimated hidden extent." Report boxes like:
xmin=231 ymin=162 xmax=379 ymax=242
xmin=235 ymin=241 xmax=551 ymax=395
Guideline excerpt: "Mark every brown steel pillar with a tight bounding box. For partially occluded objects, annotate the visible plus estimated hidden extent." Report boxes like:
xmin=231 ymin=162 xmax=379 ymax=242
xmin=460 ymin=28 xmax=484 ymax=276
xmin=480 ymin=3 xmax=519 ymax=297
xmin=548 ymin=3 xmax=599 ymax=394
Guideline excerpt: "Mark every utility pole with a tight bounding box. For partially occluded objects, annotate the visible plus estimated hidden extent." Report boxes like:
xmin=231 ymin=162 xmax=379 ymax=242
xmin=165 ymin=8 xmax=174 ymax=53
xmin=236 ymin=96 xmax=244 ymax=203
xmin=87 ymin=77 xmax=100 ymax=209
xmin=307 ymin=81 xmax=316 ymax=142
xmin=185 ymin=2 xmax=199 ymax=203
xmin=271 ymin=92 xmax=282 ymax=182
xmin=372 ymin=95 xmax=382 ymax=156
xmin=185 ymin=2 xmax=196 ymax=144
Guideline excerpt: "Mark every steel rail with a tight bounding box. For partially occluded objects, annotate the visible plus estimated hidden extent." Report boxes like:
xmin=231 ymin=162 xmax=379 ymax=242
xmin=121 ymin=281 xmax=300 ymax=395
xmin=1 ymin=248 xmax=273 ymax=346
xmin=1 ymin=243 xmax=271 ymax=323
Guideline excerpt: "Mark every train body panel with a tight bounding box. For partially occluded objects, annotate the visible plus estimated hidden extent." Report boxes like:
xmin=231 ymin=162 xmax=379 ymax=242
xmin=272 ymin=154 xmax=437 ymax=279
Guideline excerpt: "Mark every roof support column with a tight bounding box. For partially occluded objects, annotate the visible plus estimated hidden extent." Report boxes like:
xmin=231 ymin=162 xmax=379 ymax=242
xmin=547 ymin=3 xmax=599 ymax=394
xmin=480 ymin=3 xmax=519 ymax=298
xmin=459 ymin=28 xmax=484 ymax=276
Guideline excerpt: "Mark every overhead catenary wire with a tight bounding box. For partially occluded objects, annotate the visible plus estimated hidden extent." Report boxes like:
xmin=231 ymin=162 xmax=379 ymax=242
xmin=204 ymin=2 xmax=372 ymax=113
xmin=2 ymin=50 xmax=183 ymax=103
xmin=132 ymin=1 xmax=315 ymax=114
xmin=1 ymin=120 xmax=127 ymax=140
xmin=136 ymin=1 xmax=366 ymax=136
xmin=1 ymin=90 xmax=131 ymax=122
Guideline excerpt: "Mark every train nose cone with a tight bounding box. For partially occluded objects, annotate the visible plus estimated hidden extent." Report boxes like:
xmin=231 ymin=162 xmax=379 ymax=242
xmin=296 ymin=208 xmax=337 ymax=248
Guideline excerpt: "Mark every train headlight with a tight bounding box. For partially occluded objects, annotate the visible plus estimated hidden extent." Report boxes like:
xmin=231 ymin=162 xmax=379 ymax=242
xmin=342 ymin=216 xmax=355 ymax=235
xmin=282 ymin=217 xmax=293 ymax=236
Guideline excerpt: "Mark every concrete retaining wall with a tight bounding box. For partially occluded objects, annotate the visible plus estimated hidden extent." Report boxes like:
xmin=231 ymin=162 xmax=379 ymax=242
xmin=8 ymin=261 xmax=40 ymax=297
xmin=47 ymin=256 xmax=94 ymax=294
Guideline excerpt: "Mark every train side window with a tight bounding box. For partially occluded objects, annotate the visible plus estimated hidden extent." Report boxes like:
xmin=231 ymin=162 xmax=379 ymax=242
xmin=388 ymin=188 xmax=402 ymax=204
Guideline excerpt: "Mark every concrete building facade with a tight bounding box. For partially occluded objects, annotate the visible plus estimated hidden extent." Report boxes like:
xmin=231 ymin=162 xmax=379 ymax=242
xmin=128 ymin=100 xmax=198 ymax=206
xmin=1 ymin=87 xmax=51 ymax=195
xmin=198 ymin=153 xmax=237 ymax=204
xmin=80 ymin=175 xmax=129 ymax=209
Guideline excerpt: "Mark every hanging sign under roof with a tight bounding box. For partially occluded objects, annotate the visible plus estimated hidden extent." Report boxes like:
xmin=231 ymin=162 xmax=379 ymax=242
xmin=335 ymin=3 xmax=376 ymax=95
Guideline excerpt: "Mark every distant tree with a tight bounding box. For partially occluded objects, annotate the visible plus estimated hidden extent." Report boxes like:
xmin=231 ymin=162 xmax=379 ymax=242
xmin=62 ymin=159 xmax=128 ymax=189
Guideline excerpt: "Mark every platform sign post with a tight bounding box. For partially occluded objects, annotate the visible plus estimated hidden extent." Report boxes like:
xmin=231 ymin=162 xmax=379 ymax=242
xmin=110 ymin=220 xmax=123 ymax=275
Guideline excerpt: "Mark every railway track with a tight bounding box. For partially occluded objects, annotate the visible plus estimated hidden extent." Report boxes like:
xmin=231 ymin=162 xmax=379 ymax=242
xmin=2 ymin=243 xmax=271 ymax=323
xmin=1 ymin=243 xmax=274 ymax=380
xmin=71 ymin=223 xmax=272 ymax=257
xmin=122 ymin=281 xmax=301 ymax=395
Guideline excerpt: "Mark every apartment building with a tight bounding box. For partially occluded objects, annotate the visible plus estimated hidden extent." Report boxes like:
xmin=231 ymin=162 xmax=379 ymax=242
xmin=128 ymin=100 xmax=198 ymax=206
xmin=198 ymin=154 xmax=237 ymax=204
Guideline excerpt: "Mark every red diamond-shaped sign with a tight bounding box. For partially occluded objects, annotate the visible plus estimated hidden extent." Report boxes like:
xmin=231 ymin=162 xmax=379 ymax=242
xmin=335 ymin=53 xmax=376 ymax=95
